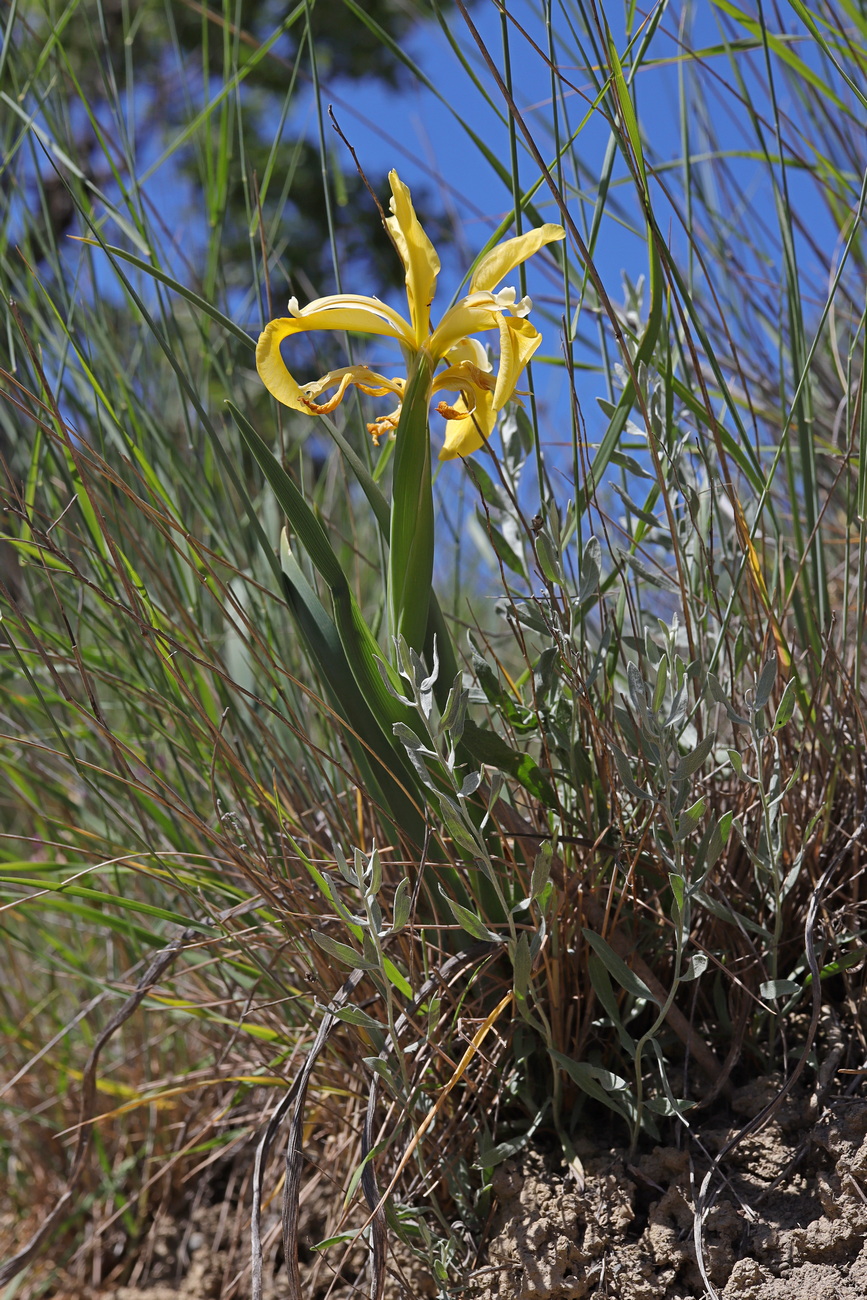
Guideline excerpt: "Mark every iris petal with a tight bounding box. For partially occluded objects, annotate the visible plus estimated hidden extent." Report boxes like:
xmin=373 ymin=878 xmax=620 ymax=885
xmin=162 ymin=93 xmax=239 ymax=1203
xmin=492 ymin=316 xmax=542 ymax=411
xmin=278 ymin=297 xmax=412 ymax=341
xmin=446 ymin=336 xmax=492 ymax=373
xmin=256 ymin=305 xmax=410 ymax=411
xmin=256 ymin=317 xmax=405 ymax=414
xmin=386 ymin=170 xmax=441 ymax=347
xmin=438 ymin=388 xmax=496 ymax=460
xmin=302 ymin=365 xmax=404 ymax=402
xmin=428 ymin=292 xmax=503 ymax=360
xmin=470 ymin=223 xmax=566 ymax=293
xmin=256 ymin=320 xmax=310 ymax=411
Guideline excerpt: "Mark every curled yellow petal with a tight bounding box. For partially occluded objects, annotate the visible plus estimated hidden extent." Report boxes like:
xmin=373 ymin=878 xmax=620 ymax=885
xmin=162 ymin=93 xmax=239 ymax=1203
xmin=492 ymin=315 xmax=542 ymax=411
xmin=256 ymin=319 xmax=310 ymax=411
xmin=300 ymin=371 xmax=356 ymax=415
xmin=470 ymin=223 xmax=565 ymax=293
xmin=256 ymin=318 xmax=404 ymax=417
xmin=387 ymin=170 xmax=441 ymax=347
xmin=284 ymin=294 xmax=413 ymax=341
xmin=303 ymin=365 xmax=404 ymax=407
xmin=368 ymin=406 xmax=402 ymax=446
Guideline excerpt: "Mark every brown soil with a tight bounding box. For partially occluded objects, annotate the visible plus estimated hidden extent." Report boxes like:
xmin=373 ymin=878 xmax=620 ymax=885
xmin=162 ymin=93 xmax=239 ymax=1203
xmin=8 ymin=1091 xmax=867 ymax=1299
xmin=469 ymin=1091 xmax=867 ymax=1300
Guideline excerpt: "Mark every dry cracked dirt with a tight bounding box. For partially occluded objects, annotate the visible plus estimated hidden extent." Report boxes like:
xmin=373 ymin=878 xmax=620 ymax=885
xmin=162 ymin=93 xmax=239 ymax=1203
xmin=469 ymin=1090 xmax=867 ymax=1300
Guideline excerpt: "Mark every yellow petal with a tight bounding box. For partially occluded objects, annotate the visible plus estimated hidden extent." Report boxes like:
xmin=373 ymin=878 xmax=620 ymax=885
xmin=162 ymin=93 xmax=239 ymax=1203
xmin=429 ymin=291 xmax=502 ymax=360
xmin=432 ymin=362 xmax=494 ymax=400
xmin=255 ymin=302 xmax=410 ymax=411
xmin=386 ymin=170 xmax=441 ymax=347
xmin=256 ymin=319 xmax=310 ymax=411
xmin=368 ymin=405 xmax=403 ymax=445
xmin=286 ymin=294 xmax=413 ymax=342
xmin=446 ymin=336 xmax=492 ymax=373
xmin=304 ymin=365 xmax=404 ymax=403
xmin=256 ymin=320 xmax=404 ymax=415
xmin=470 ymin=224 xmax=565 ymax=293
xmin=437 ymin=388 xmax=496 ymax=461
xmin=493 ymin=315 xmax=542 ymax=411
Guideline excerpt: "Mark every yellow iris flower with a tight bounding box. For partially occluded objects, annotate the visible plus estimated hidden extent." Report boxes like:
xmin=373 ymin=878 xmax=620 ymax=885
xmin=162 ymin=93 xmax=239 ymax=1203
xmin=256 ymin=170 xmax=565 ymax=461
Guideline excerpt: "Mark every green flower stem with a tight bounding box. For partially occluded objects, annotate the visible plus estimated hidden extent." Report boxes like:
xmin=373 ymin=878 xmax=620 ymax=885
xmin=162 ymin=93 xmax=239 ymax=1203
xmin=389 ymin=348 xmax=435 ymax=658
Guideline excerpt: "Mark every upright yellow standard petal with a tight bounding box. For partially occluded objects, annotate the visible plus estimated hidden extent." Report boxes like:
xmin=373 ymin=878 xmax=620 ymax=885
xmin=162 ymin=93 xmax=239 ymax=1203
xmin=386 ymin=170 xmax=441 ymax=347
xmin=470 ymin=223 xmax=565 ymax=293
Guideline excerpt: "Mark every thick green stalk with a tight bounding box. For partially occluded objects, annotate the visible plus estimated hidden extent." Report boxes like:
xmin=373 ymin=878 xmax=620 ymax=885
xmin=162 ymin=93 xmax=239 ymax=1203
xmin=388 ymin=349 xmax=435 ymax=657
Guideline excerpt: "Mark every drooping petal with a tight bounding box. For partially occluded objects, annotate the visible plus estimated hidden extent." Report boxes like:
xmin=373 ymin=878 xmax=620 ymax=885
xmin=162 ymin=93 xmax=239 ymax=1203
xmin=257 ymin=318 xmax=405 ymax=416
xmin=284 ymin=294 xmax=414 ymax=342
xmin=256 ymin=302 xmax=411 ymax=412
xmin=368 ymin=405 xmax=403 ymax=445
xmin=386 ymin=170 xmax=441 ymax=347
xmin=256 ymin=319 xmax=312 ymax=411
xmin=434 ymin=364 xmax=496 ymax=461
xmin=492 ymin=315 xmax=542 ymax=411
xmin=470 ymin=223 xmax=565 ymax=293
xmin=301 ymin=365 xmax=405 ymax=404
xmin=437 ymin=387 xmax=496 ymax=461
